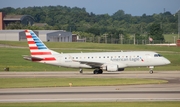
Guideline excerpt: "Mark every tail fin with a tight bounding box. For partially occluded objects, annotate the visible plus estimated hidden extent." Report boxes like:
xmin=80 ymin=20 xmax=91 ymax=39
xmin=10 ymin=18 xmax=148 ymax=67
xmin=24 ymin=30 xmax=58 ymax=62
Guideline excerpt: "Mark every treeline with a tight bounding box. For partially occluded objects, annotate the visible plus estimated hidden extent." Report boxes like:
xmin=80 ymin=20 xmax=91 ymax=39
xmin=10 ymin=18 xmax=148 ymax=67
xmin=0 ymin=6 xmax=178 ymax=41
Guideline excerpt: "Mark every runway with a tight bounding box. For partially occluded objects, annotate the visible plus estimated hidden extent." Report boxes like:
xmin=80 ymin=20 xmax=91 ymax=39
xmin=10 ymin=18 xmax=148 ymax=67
xmin=0 ymin=71 xmax=180 ymax=102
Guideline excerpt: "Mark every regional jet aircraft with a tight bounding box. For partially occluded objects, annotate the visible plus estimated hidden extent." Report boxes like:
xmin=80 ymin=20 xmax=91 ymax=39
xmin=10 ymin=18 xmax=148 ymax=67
xmin=23 ymin=30 xmax=171 ymax=74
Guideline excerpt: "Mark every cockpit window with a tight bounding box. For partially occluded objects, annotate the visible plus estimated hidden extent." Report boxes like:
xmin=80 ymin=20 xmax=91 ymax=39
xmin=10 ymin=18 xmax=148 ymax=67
xmin=154 ymin=54 xmax=162 ymax=57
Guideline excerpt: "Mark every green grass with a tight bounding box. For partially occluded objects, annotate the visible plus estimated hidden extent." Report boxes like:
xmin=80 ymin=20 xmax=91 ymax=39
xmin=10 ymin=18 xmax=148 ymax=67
xmin=164 ymin=34 xmax=179 ymax=43
xmin=0 ymin=102 xmax=179 ymax=107
xmin=0 ymin=41 xmax=180 ymax=71
xmin=0 ymin=47 xmax=77 ymax=71
xmin=1 ymin=40 xmax=180 ymax=52
xmin=0 ymin=78 xmax=167 ymax=88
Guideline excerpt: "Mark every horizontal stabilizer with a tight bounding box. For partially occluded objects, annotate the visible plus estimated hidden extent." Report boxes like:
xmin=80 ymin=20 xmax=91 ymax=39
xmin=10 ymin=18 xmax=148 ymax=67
xmin=23 ymin=55 xmax=43 ymax=61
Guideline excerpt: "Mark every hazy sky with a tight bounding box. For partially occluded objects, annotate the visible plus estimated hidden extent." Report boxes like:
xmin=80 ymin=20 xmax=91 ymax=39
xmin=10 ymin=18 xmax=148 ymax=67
xmin=0 ymin=0 xmax=179 ymax=16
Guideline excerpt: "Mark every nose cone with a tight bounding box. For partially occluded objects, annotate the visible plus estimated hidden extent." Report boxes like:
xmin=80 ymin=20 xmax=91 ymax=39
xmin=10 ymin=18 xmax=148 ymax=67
xmin=164 ymin=58 xmax=171 ymax=65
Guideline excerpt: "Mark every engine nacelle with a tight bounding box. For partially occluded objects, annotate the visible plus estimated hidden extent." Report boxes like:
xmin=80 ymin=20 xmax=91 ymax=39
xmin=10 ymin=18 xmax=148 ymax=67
xmin=106 ymin=64 xmax=120 ymax=72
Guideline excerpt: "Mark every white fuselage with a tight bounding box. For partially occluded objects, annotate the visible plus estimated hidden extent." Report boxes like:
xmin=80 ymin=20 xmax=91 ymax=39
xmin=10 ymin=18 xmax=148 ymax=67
xmin=24 ymin=30 xmax=171 ymax=73
xmin=43 ymin=51 xmax=170 ymax=70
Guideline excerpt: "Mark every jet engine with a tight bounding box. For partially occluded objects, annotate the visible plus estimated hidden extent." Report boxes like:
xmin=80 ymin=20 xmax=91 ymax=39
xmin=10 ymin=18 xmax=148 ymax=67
xmin=105 ymin=64 xmax=125 ymax=72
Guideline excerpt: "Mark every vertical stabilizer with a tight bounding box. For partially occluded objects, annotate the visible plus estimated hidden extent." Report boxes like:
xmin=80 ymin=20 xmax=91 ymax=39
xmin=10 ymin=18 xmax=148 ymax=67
xmin=24 ymin=30 xmax=58 ymax=62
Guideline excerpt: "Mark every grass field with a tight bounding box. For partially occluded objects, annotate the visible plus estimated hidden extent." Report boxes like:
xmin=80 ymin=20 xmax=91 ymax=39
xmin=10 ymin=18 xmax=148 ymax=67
xmin=0 ymin=102 xmax=180 ymax=107
xmin=0 ymin=41 xmax=180 ymax=71
xmin=0 ymin=78 xmax=167 ymax=88
xmin=164 ymin=34 xmax=179 ymax=43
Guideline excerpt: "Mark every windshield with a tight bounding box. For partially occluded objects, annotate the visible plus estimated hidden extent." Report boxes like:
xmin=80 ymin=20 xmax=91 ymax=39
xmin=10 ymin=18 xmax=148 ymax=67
xmin=154 ymin=54 xmax=162 ymax=57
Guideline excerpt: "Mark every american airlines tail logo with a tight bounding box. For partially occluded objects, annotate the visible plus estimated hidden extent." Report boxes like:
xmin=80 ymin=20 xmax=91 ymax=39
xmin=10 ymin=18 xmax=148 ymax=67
xmin=25 ymin=30 xmax=56 ymax=61
xmin=25 ymin=30 xmax=47 ymax=50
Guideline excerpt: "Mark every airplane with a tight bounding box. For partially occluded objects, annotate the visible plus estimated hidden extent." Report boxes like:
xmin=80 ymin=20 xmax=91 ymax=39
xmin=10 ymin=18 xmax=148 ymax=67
xmin=23 ymin=30 xmax=171 ymax=74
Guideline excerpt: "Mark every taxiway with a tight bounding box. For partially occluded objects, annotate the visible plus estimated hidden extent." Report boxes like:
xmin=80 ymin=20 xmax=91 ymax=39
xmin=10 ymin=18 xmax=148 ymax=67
xmin=0 ymin=71 xmax=179 ymax=102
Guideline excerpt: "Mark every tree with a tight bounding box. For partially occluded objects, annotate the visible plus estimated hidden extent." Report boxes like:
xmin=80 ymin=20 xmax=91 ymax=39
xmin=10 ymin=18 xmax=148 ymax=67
xmin=5 ymin=22 xmax=24 ymax=29
xmin=112 ymin=10 xmax=125 ymax=20
xmin=149 ymin=23 xmax=164 ymax=42
xmin=0 ymin=6 xmax=178 ymax=38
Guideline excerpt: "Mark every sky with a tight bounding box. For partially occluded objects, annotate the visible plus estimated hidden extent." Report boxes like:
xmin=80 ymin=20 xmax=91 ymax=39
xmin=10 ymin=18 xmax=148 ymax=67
xmin=0 ymin=0 xmax=180 ymax=16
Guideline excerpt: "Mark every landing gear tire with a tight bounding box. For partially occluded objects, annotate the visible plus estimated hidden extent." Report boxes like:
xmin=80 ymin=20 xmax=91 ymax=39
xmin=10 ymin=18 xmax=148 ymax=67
xmin=93 ymin=70 xmax=98 ymax=74
xmin=99 ymin=69 xmax=103 ymax=74
xmin=149 ymin=70 xmax=153 ymax=74
xmin=93 ymin=69 xmax=103 ymax=74
xmin=79 ymin=69 xmax=83 ymax=73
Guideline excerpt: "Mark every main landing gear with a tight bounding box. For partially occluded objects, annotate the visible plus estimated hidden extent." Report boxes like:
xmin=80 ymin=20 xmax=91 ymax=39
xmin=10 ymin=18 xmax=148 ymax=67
xmin=93 ymin=69 xmax=103 ymax=74
xmin=79 ymin=68 xmax=103 ymax=74
xmin=149 ymin=66 xmax=154 ymax=74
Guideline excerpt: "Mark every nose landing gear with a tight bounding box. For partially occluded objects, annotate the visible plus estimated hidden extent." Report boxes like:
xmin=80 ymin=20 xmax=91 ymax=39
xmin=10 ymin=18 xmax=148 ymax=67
xmin=149 ymin=66 xmax=154 ymax=74
xmin=149 ymin=69 xmax=153 ymax=74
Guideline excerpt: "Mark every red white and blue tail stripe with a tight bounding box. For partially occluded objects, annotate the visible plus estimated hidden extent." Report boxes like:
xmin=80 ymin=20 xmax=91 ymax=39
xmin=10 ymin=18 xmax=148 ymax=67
xmin=24 ymin=30 xmax=57 ymax=63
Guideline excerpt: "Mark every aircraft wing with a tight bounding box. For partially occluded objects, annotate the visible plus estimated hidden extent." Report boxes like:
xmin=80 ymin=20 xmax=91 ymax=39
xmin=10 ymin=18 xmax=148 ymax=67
xmin=73 ymin=60 xmax=104 ymax=68
xmin=73 ymin=60 xmax=127 ymax=69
